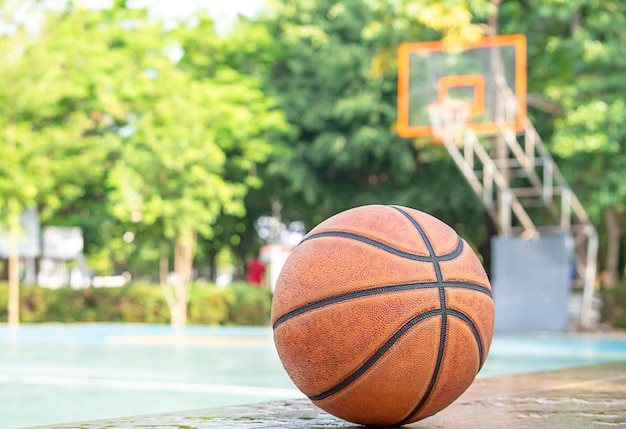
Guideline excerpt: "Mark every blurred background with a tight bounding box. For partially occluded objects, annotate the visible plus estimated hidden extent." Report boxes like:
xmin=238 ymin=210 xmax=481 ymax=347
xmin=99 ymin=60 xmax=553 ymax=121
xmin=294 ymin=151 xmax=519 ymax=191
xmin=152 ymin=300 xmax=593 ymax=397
xmin=1 ymin=0 xmax=623 ymax=328
xmin=0 ymin=0 xmax=625 ymax=427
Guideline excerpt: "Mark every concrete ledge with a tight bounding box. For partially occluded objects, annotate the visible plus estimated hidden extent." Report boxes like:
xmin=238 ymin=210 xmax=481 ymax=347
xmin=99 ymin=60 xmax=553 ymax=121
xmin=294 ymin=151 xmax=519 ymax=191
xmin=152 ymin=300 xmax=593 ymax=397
xmin=28 ymin=361 xmax=626 ymax=428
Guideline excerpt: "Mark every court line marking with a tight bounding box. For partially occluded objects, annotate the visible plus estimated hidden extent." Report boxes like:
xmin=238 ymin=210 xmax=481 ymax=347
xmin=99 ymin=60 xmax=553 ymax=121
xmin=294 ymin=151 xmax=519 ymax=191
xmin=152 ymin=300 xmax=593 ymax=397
xmin=109 ymin=336 xmax=274 ymax=346
xmin=0 ymin=373 xmax=304 ymax=398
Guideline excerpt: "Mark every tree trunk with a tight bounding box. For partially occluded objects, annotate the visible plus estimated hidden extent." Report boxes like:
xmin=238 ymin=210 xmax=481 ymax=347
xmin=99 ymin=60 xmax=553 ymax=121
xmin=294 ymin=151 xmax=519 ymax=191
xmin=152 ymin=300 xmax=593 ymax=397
xmin=6 ymin=119 xmax=20 ymax=326
xmin=7 ymin=224 xmax=20 ymax=326
xmin=169 ymin=232 xmax=197 ymax=327
xmin=488 ymin=0 xmax=500 ymax=35
xmin=169 ymin=301 xmax=187 ymax=327
xmin=570 ymin=9 xmax=582 ymax=32
xmin=159 ymin=239 xmax=169 ymax=287
xmin=603 ymin=209 xmax=623 ymax=288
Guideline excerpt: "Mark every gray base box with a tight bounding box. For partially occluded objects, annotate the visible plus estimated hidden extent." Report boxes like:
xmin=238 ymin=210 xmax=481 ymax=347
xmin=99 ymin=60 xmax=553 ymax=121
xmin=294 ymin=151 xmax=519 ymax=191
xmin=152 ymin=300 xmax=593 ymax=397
xmin=492 ymin=233 xmax=574 ymax=331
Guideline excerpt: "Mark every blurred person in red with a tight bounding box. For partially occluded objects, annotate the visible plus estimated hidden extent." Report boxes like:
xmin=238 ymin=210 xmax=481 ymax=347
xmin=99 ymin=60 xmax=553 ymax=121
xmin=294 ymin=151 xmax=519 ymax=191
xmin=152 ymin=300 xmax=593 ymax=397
xmin=246 ymin=256 xmax=266 ymax=286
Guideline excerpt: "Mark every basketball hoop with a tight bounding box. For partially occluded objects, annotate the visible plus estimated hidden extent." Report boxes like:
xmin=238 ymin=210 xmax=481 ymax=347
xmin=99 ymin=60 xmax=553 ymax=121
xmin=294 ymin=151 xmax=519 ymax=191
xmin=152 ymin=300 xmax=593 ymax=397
xmin=397 ymin=35 xmax=526 ymax=138
xmin=427 ymin=99 xmax=472 ymax=144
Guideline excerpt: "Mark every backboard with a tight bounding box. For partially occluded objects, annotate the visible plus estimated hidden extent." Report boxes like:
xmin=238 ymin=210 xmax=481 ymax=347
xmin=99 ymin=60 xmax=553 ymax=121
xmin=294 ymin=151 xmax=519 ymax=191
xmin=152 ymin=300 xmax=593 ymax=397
xmin=397 ymin=34 xmax=527 ymax=138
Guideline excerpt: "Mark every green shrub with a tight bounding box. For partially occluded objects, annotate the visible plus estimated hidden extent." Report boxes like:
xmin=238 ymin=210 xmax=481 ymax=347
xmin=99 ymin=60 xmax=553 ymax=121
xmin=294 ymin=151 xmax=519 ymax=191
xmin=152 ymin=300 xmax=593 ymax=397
xmin=20 ymin=286 xmax=50 ymax=322
xmin=188 ymin=284 xmax=234 ymax=325
xmin=91 ymin=287 xmax=125 ymax=322
xmin=600 ymin=283 xmax=626 ymax=329
xmin=118 ymin=282 xmax=169 ymax=323
xmin=227 ymin=282 xmax=272 ymax=325
xmin=45 ymin=287 xmax=91 ymax=322
xmin=0 ymin=281 xmax=272 ymax=325
xmin=0 ymin=283 xmax=7 ymax=322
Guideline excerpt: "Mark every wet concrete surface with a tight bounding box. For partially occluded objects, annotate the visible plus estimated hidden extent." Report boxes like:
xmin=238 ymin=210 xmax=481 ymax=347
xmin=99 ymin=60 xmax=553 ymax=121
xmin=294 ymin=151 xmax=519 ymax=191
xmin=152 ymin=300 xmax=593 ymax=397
xmin=28 ymin=361 xmax=626 ymax=428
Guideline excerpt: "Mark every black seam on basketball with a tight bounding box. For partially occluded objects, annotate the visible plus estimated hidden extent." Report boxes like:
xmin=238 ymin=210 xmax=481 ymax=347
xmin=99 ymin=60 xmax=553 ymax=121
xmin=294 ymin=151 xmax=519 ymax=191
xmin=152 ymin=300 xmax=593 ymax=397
xmin=272 ymin=281 xmax=491 ymax=329
xmin=390 ymin=207 xmax=438 ymax=258
xmin=307 ymin=309 xmax=442 ymax=402
xmin=279 ymin=206 xmax=492 ymax=426
xmin=392 ymin=206 xmax=447 ymax=426
xmin=448 ymin=309 xmax=484 ymax=367
xmin=300 ymin=231 xmax=464 ymax=263
xmin=397 ymin=309 xmax=447 ymax=426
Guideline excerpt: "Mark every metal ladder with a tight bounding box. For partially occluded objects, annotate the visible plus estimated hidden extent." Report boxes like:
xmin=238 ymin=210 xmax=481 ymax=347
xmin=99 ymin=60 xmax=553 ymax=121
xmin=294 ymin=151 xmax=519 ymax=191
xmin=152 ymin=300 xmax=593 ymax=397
xmin=440 ymin=88 xmax=599 ymax=328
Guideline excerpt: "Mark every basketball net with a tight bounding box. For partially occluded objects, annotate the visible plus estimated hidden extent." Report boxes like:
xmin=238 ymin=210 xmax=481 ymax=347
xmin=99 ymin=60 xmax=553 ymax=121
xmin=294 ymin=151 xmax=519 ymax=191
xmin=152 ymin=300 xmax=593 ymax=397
xmin=427 ymin=99 xmax=471 ymax=144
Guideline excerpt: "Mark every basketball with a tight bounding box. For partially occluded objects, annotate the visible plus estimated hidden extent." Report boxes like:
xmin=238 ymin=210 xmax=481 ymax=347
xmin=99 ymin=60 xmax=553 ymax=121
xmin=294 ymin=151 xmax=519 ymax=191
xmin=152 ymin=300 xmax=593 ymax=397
xmin=271 ymin=205 xmax=494 ymax=426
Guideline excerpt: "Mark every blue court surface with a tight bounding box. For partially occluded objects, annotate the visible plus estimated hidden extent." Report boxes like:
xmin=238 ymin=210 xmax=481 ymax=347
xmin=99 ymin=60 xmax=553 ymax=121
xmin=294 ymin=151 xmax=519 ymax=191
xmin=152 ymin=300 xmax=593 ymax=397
xmin=2 ymin=323 xmax=626 ymax=429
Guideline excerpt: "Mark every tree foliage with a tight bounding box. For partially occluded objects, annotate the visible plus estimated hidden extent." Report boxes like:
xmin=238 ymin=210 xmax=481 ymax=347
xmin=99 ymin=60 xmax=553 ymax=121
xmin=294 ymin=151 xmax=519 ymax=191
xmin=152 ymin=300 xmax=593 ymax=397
xmin=496 ymin=0 xmax=626 ymax=284
xmin=0 ymin=0 xmax=122 ymax=324
xmin=0 ymin=1 xmax=287 ymax=325
xmin=0 ymin=0 xmax=624 ymax=326
xmin=221 ymin=0 xmax=489 ymax=252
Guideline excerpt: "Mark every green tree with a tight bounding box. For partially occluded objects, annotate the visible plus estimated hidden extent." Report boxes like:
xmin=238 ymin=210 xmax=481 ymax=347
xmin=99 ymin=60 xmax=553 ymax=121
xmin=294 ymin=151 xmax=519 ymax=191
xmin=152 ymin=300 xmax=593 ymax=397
xmin=545 ymin=1 xmax=626 ymax=287
xmin=0 ymin=2 xmax=287 ymax=326
xmin=102 ymin=7 xmax=287 ymax=325
xmin=215 ymin=0 xmax=491 ymax=256
xmin=0 ymin=0 xmax=118 ymax=325
xmin=496 ymin=0 xmax=626 ymax=286
xmin=174 ymin=14 xmax=293 ymax=266
xmin=250 ymin=0 xmax=426 ymax=226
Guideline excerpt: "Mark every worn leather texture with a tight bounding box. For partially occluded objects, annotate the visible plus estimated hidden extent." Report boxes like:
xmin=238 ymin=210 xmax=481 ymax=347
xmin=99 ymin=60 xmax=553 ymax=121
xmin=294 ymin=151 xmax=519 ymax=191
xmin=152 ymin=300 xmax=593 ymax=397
xmin=272 ymin=205 xmax=494 ymax=426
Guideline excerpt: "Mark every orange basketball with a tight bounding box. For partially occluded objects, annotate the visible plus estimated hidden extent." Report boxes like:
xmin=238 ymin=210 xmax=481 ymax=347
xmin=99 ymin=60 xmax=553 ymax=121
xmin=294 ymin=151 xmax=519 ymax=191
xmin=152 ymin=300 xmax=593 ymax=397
xmin=271 ymin=205 xmax=494 ymax=426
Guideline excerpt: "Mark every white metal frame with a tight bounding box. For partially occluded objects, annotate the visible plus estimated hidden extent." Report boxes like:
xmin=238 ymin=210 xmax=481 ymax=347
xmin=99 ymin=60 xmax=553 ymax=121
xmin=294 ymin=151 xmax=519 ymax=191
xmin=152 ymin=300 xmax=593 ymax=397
xmin=435 ymin=84 xmax=599 ymax=328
